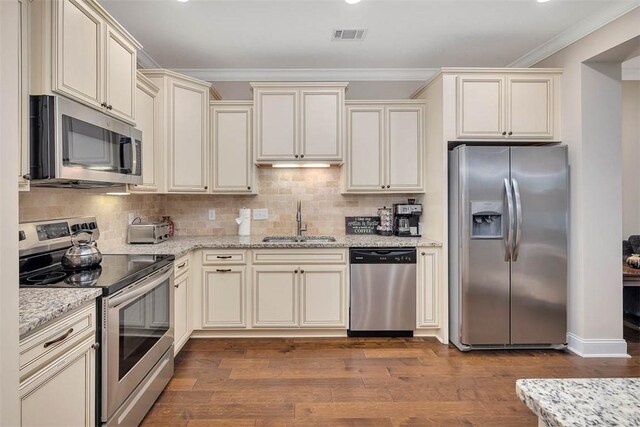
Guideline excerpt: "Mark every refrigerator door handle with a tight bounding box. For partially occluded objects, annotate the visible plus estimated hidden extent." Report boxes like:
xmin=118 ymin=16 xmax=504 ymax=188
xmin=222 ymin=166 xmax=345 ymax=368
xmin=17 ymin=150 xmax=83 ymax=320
xmin=511 ymin=178 xmax=523 ymax=261
xmin=504 ymin=178 xmax=515 ymax=262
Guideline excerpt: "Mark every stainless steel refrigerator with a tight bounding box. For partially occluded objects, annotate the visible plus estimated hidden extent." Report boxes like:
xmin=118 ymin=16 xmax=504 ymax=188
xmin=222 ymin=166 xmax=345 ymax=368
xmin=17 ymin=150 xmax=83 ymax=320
xmin=449 ymin=145 xmax=568 ymax=351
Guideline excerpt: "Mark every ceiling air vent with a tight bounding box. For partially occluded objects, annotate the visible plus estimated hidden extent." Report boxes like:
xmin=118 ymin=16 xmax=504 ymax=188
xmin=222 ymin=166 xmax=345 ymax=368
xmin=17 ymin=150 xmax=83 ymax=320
xmin=332 ymin=29 xmax=366 ymax=41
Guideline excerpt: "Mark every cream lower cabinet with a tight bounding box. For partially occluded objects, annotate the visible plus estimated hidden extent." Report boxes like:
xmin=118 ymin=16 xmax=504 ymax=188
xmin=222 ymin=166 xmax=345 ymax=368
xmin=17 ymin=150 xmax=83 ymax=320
xmin=174 ymin=270 xmax=191 ymax=354
xmin=19 ymin=302 xmax=97 ymax=427
xmin=299 ymin=266 xmax=347 ymax=328
xmin=455 ymin=72 xmax=560 ymax=141
xmin=345 ymin=101 xmax=424 ymax=193
xmin=252 ymin=267 xmax=298 ymax=327
xmin=202 ymin=267 xmax=247 ymax=328
xmin=416 ymin=248 xmax=440 ymax=328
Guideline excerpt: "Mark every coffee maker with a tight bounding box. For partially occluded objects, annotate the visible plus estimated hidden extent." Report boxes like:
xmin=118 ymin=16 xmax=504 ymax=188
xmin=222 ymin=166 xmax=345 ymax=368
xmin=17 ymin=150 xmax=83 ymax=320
xmin=393 ymin=201 xmax=422 ymax=237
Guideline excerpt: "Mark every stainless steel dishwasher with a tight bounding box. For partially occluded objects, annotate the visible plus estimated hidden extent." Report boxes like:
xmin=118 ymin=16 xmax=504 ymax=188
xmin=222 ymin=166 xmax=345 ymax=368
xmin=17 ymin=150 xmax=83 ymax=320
xmin=349 ymin=248 xmax=417 ymax=337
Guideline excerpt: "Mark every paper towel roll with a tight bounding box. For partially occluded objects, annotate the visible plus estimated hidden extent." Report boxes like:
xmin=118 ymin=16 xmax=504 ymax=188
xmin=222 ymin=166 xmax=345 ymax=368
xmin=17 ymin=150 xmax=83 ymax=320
xmin=235 ymin=208 xmax=251 ymax=236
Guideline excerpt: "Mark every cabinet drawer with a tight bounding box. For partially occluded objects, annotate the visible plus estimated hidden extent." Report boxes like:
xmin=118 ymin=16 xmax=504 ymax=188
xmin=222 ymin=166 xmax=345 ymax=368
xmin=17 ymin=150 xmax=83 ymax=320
xmin=252 ymin=249 xmax=347 ymax=265
xmin=174 ymin=255 xmax=190 ymax=277
xmin=20 ymin=302 xmax=96 ymax=381
xmin=202 ymin=250 xmax=247 ymax=265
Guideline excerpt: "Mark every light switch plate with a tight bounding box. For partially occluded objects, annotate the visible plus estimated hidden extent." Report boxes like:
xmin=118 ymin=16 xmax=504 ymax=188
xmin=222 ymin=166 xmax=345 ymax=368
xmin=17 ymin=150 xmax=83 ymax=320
xmin=208 ymin=209 xmax=216 ymax=221
xmin=253 ymin=209 xmax=268 ymax=220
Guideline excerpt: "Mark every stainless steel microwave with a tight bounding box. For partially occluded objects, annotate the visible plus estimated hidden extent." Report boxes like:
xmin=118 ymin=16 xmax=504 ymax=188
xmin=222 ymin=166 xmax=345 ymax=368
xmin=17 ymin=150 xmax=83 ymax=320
xmin=29 ymin=95 xmax=142 ymax=188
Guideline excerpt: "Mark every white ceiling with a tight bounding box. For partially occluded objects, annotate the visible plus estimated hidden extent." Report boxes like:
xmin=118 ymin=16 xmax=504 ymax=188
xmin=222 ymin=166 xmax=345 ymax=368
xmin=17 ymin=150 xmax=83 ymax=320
xmin=100 ymin=0 xmax=640 ymax=98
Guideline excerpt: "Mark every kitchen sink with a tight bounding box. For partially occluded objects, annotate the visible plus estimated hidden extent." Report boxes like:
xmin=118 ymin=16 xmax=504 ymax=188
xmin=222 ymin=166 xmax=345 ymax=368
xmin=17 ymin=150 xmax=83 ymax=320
xmin=262 ymin=236 xmax=337 ymax=243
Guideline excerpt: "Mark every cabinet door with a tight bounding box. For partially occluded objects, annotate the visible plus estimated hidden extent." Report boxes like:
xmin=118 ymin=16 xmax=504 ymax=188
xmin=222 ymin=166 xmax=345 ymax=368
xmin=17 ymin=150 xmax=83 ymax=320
xmin=20 ymin=339 xmax=95 ymax=427
xmin=104 ymin=25 xmax=136 ymax=122
xmin=130 ymin=76 xmax=158 ymax=191
xmin=168 ymin=80 xmax=209 ymax=192
xmin=300 ymin=90 xmax=343 ymax=161
xmin=18 ymin=0 xmax=29 ymax=190
xmin=255 ymin=90 xmax=297 ymax=161
xmin=211 ymin=105 xmax=254 ymax=193
xmin=456 ymin=76 xmax=505 ymax=139
xmin=174 ymin=272 xmax=190 ymax=353
xmin=202 ymin=267 xmax=247 ymax=328
xmin=346 ymin=107 xmax=385 ymax=191
xmin=55 ymin=0 xmax=103 ymax=107
xmin=387 ymin=106 xmax=424 ymax=192
xmin=506 ymin=76 xmax=554 ymax=139
xmin=299 ymin=266 xmax=347 ymax=328
xmin=417 ymin=248 xmax=439 ymax=328
xmin=252 ymin=267 xmax=298 ymax=327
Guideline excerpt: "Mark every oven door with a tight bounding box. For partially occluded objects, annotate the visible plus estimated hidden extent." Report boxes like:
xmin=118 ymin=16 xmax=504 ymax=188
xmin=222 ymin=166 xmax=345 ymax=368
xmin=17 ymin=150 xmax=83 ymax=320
xmin=103 ymin=264 xmax=174 ymax=422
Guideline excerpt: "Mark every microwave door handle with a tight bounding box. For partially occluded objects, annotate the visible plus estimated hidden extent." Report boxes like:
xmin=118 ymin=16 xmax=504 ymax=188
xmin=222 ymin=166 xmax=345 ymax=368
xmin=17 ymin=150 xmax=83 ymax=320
xmin=131 ymin=138 xmax=139 ymax=176
xmin=119 ymin=137 xmax=132 ymax=173
xmin=108 ymin=267 xmax=172 ymax=308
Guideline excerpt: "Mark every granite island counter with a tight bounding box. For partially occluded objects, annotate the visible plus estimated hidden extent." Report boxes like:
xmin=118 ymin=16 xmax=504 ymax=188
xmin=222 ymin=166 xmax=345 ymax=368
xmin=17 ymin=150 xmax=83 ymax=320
xmin=105 ymin=235 xmax=443 ymax=257
xmin=516 ymin=378 xmax=640 ymax=427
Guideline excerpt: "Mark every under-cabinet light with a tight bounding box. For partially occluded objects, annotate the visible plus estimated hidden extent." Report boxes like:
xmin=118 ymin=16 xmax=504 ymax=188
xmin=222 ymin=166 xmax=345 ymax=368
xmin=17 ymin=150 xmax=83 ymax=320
xmin=272 ymin=163 xmax=331 ymax=169
xmin=105 ymin=192 xmax=131 ymax=196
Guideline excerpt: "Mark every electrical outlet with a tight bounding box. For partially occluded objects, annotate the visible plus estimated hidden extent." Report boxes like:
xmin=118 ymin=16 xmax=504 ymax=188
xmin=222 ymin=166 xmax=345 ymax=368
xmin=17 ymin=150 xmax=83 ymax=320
xmin=128 ymin=213 xmax=136 ymax=224
xmin=253 ymin=208 xmax=268 ymax=220
xmin=208 ymin=209 xmax=216 ymax=221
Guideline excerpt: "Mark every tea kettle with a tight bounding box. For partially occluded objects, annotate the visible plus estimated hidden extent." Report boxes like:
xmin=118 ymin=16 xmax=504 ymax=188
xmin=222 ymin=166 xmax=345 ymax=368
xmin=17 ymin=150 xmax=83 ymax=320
xmin=62 ymin=230 xmax=103 ymax=270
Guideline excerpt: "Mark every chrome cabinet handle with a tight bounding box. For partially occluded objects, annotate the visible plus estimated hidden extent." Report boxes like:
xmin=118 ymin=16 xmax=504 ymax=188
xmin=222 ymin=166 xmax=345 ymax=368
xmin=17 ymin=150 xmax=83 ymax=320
xmin=511 ymin=178 xmax=523 ymax=262
xmin=504 ymin=178 xmax=515 ymax=262
xmin=44 ymin=328 xmax=74 ymax=348
xmin=216 ymin=269 xmax=231 ymax=273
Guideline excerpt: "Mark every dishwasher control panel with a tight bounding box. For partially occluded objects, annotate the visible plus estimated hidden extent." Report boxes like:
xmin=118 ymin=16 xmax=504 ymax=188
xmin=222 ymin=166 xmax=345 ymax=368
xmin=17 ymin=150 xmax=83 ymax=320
xmin=350 ymin=248 xmax=417 ymax=264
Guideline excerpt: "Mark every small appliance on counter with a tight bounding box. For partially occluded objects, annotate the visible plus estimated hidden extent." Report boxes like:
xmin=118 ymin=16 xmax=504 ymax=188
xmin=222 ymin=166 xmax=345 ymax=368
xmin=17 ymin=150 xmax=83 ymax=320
xmin=377 ymin=207 xmax=393 ymax=236
xmin=127 ymin=217 xmax=169 ymax=244
xmin=235 ymin=208 xmax=251 ymax=236
xmin=393 ymin=200 xmax=422 ymax=237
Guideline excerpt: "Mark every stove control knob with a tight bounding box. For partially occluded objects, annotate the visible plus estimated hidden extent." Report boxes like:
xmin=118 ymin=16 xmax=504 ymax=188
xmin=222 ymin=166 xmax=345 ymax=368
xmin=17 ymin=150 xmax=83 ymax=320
xmin=89 ymin=222 xmax=97 ymax=230
xmin=71 ymin=224 xmax=80 ymax=233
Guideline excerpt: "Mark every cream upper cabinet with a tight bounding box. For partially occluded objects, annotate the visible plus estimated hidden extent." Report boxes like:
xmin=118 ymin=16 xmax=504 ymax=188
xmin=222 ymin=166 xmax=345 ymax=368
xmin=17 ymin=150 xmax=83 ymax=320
xmin=253 ymin=83 xmax=347 ymax=163
xmin=31 ymin=0 xmax=141 ymax=124
xmin=18 ymin=0 xmax=29 ymax=190
xmin=211 ymin=102 xmax=255 ymax=193
xmin=346 ymin=107 xmax=385 ymax=191
xmin=140 ymin=70 xmax=211 ymax=194
xmin=345 ymin=101 xmax=425 ymax=193
xmin=417 ymin=248 xmax=440 ymax=328
xmin=455 ymin=72 xmax=559 ymax=141
xmin=104 ymin=25 xmax=136 ymax=122
xmin=129 ymin=72 xmax=159 ymax=192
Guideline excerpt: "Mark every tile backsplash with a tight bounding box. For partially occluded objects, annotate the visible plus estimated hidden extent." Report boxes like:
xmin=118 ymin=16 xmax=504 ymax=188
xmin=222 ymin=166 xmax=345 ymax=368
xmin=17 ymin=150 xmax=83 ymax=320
xmin=19 ymin=168 xmax=417 ymax=249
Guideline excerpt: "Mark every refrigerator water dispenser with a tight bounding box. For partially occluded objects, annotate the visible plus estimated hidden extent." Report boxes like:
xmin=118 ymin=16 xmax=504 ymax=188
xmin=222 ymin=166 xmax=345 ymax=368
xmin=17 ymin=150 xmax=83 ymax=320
xmin=470 ymin=201 xmax=503 ymax=239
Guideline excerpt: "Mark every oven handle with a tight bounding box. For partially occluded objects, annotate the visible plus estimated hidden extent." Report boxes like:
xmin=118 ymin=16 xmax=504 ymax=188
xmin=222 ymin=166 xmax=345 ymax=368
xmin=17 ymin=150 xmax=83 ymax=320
xmin=108 ymin=266 xmax=173 ymax=308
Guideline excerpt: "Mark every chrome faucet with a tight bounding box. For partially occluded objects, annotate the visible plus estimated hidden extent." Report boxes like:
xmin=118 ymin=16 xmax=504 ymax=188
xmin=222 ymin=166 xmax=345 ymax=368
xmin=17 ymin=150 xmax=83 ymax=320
xmin=296 ymin=200 xmax=307 ymax=237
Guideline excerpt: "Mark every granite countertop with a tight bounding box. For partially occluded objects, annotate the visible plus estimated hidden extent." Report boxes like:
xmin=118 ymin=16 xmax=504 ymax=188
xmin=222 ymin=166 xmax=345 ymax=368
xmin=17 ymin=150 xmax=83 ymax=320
xmin=516 ymin=378 xmax=640 ymax=427
xmin=105 ymin=235 xmax=443 ymax=258
xmin=19 ymin=288 xmax=102 ymax=337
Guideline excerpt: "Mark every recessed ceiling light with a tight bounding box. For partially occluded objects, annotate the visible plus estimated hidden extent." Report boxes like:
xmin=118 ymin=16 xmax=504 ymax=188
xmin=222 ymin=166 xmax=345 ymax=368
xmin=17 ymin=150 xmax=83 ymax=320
xmin=345 ymin=0 xmax=361 ymax=4
xmin=176 ymin=0 xmax=189 ymax=3
xmin=537 ymin=0 xmax=551 ymax=3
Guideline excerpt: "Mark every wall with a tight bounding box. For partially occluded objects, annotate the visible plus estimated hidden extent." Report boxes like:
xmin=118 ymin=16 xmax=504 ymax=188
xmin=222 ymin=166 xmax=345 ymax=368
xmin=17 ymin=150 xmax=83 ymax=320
xmin=622 ymin=80 xmax=640 ymax=238
xmin=0 ymin=0 xmax=21 ymax=423
xmin=19 ymin=168 xmax=417 ymax=248
xmin=536 ymin=7 xmax=640 ymax=357
xmin=19 ymin=189 xmax=165 ymax=251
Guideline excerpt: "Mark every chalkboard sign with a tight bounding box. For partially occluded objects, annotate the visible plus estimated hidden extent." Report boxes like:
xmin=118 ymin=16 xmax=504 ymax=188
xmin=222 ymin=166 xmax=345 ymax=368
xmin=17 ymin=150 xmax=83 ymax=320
xmin=345 ymin=216 xmax=380 ymax=235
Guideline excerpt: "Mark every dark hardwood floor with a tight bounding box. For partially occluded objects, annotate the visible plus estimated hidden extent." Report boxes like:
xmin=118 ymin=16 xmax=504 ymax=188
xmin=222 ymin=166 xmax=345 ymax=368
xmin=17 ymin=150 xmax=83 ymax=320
xmin=141 ymin=337 xmax=640 ymax=426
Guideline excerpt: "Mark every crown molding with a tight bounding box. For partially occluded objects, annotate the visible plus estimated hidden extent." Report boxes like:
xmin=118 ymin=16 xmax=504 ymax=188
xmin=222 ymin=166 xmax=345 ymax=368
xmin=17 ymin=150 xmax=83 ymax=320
xmin=622 ymin=67 xmax=640 ymax=80
xmin=173 ymin=68 xmax=439 ymax=82
xmin=137 ymin=49 xmax=161 ymax=70
xmin=509 ymin=2 xmax=640 ymax=68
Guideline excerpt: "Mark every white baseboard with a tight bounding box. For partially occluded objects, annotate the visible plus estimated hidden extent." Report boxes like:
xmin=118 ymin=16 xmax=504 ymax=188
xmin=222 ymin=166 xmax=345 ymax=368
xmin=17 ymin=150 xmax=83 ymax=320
xmin=566 ymin=332 xmax=630 ymax=358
